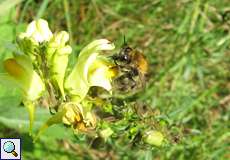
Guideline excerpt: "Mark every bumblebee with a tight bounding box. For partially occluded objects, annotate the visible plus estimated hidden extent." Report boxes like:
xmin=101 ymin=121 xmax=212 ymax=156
xmin=111 ymin=41 xmax=148 ymax=92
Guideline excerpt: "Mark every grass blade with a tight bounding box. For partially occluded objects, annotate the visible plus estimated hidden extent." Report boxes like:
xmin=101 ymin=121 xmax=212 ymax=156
xmin=36 ymin=0 xmax=50 ymax=19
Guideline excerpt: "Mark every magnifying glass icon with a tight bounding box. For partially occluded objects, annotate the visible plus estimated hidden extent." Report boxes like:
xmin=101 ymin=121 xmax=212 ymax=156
xmin=3 ymin=141 xmax=18 ymax=157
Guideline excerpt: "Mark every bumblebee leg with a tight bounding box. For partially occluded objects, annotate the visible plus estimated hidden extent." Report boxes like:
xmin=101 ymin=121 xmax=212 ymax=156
xmin=123 ymin=72 xmax=137 ymax=89
xmin=128 ymin=74 xmax=137 ymax=89
xmin=49 ymin=107 xmax=56 ymax=115
xmin=114 ymin=59 xmax=118 ymax=65
xmin=114 ymin=72 xmax=129 ymax=91
xmin=137 ymin=72 xmax=147 ymax=89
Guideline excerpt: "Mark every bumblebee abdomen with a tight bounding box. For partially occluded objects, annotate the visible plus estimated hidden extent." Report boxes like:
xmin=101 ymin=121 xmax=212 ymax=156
xmin=133 ymin=52 xmax=148 ymax=75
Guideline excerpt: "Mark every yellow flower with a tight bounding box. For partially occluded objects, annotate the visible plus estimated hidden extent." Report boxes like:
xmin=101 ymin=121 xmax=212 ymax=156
xmin=19 ymin=18 xmax=53 ymax=43
xmin=88 ymin=57 xmax=115 ymax=91
xmin=61 ymin=102 xmax=83 ymax=125
xmin=65 ymin=39 xmax=115 ymax=102
xmin=1 ymin=54 xmax=45 ymax=134
xmin=17 ymin=19 xmax=53 ymax=61
xmin=17 ymin=20 xmax=71 ymax=99
xmin=61 ymin=102 xmax=96 ymax=132
xmin=47 ymin=31 xmax=72 ymax=99
xmin=2 ymin=55 xmax=44 ymax=101
xmin=34 ymin=102 xmax=97 ymax=141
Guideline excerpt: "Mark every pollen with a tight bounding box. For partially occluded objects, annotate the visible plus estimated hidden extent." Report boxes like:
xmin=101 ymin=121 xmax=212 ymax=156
xmin=108 ymin=66 xmax=119 ymax=78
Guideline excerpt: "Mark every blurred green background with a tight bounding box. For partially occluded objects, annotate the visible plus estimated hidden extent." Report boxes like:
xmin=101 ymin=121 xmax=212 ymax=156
xmin=0 ymin=0 xmax=229 ymax=159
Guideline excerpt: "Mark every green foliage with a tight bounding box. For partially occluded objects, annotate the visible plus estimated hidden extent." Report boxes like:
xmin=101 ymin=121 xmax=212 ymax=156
xmin=0 ymin=0 xmax=23 ymax=16
xmin=0 ymin=0 xmax=229 ymax=159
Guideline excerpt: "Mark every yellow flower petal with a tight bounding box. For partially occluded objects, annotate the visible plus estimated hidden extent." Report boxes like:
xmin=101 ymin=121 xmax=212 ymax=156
xmin=25 ymin=19 xmax=53 ymax=43
xmin=3 ymin=55 xmax=45 ymax=101
xmin=65 ymin=39 xmax=115 ymax=102
xmin=3 ymin=59 xmax=26 ymax=78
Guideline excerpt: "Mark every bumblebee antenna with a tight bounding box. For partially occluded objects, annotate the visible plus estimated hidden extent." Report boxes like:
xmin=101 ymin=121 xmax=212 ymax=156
xmin=123 ymin=35 xmax=128 ymax=46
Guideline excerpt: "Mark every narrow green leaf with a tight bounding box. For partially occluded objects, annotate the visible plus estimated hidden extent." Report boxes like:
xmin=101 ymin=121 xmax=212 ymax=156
xmin=33 ymin=109 xmax=66 ymax=142
xmin=36 ymin=0 xmax=50 ymax=19
xmin=23 ymin=101 xmax=35 ymax=135
xmin=0 ymin=99 xmax=72 ymax=139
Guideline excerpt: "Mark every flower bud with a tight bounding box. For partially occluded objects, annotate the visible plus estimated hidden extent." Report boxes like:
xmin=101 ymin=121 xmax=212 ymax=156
xmin=46 ymin=31 xmax=70 ymax=61
xmin=23 ymin=19 xmax=53 ymax=43
xmin=143 ymin=130 xmax=164 ymax=146
xmin=99 ymin=128 xmax=113 ymax=140
xmin=47 ymin=31 xmax=72 ymax=98
xmin=16 ymin=19 xmax=53 ymax=62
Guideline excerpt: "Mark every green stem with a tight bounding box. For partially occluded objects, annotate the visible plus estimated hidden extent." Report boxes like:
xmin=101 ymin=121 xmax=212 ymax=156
xmin=63 ymin=0 xmax=73 ymax=45
xmin=23 ymin=100 xmax=35 ymax=135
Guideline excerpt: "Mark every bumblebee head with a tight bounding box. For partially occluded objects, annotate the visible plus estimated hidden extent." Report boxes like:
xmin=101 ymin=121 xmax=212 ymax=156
xmin=111 ymin=36 xmax=133 ymax=64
